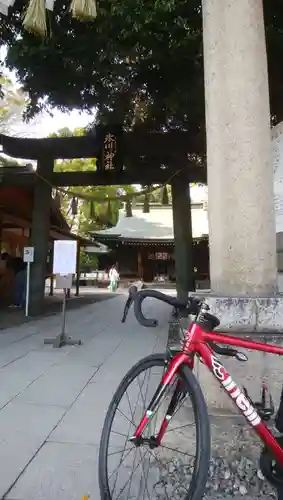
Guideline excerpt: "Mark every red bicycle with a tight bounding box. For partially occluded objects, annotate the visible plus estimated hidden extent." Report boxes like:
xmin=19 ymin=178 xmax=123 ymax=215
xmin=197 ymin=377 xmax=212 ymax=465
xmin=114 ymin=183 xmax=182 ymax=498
xmin=99 ymin=289 xmax=283 ymax=500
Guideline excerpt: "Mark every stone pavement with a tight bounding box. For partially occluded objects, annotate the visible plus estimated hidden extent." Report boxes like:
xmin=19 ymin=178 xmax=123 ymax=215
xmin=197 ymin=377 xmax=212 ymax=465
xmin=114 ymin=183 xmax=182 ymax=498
xmin=1 ymin=288 xmax=283 ymax=500
xmin=0 ymin=287 xmax=116 ymax=330
xmin=0 ymin=293 xmax=171 ymax=500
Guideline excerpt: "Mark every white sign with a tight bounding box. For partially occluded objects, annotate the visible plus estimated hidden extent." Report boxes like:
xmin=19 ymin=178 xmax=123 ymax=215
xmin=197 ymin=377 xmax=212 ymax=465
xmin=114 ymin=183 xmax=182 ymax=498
xmin=55 ymin=274 xmax=73 ymax=289
xmin=272 ymin=122 xmax=283 ymax=233
xmin=53 ymin=240 xmax=77 ymax=275
xmin=23 ymin=247 xmax=35 ymax=263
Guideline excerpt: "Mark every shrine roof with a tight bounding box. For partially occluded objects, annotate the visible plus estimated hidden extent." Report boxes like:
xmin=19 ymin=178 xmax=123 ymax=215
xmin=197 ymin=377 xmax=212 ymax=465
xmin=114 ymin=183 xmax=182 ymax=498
xmin=92 ymin=203 xmax=209 ymax=242
xmin=0 ymin=186 xmax=99 ymax=248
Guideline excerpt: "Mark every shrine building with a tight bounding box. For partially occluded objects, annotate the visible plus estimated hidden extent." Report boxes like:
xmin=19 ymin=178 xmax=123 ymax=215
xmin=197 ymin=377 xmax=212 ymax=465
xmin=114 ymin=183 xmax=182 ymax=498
xmin=92 ymin=202 xmax=209 ymax=287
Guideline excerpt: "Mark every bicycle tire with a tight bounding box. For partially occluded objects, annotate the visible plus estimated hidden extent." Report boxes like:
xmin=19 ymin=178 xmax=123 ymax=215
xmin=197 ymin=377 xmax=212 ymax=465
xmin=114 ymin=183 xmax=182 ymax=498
xmin=99 ymin=353 xmax=211 ymax=500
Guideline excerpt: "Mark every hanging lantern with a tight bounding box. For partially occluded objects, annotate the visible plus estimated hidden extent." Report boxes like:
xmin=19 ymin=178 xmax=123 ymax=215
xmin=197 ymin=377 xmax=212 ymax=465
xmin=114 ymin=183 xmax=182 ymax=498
xmin=143 ymin=191 xmax=150 ymax=213
xmin=70 ymin=0 xmax=97 ymax=21
xmin=161 ymin=185 xmax=169 ymax=205
xmin=107 ymin=200 xmax=112 ymax=220
xmin=125 ymin=199 xmax=132 ymax=217
xmin=54 ymin=190 xmax=62 ymax=209
xmin=71 ymin=197 xmax=78 ymax=216
xmin=89 ymin=201 xmax=95 ymax=219
xmin=23 ymin=0 xmax=47 ymax=37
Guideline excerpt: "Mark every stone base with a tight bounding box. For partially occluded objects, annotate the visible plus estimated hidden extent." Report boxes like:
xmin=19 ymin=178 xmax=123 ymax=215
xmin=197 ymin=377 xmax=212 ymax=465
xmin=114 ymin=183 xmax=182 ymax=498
xmin=190 ymin=294 xmax=283 ymax=333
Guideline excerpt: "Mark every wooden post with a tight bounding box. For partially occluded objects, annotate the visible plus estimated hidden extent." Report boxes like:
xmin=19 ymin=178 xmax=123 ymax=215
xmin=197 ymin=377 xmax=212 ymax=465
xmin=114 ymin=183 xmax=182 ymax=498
xmin=29 ymin=156 xmax=53 ymax=315
xmin=75 ymin=240 xmax=81 ymax=296
xmin=171 ymin=173 xmax=194 ymax=302
xmin=0 ymin=213 xmax=2 ymax=254
xmin=49 ymin=242 xmax=54 ymax=296
xmin=137 ymin=250 xmax=143 ymax=279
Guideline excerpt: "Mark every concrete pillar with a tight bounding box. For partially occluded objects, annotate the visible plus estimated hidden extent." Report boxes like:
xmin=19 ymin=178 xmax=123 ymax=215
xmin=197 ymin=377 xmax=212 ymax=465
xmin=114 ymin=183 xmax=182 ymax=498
xmin=29 ymin=157 xmax=53 ymax=315
xmin=202 ymin=0 xmax=277 ymax=295
xmin=171 ymin=175 xmax=194 ymax=302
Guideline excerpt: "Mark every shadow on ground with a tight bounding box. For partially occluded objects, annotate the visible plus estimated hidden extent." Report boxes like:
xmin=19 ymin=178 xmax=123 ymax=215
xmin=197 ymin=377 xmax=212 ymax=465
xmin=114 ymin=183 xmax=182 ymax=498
xmin=0 ymin=291 xmax=118 ymax=330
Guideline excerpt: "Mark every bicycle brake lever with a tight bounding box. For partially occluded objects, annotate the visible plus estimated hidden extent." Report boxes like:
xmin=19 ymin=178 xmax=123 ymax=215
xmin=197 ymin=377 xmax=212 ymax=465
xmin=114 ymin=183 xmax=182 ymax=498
xmin=209 ymin=343 xmax=248 ymax=362
xmin=235 ymin=351 xmax=248 ymax=362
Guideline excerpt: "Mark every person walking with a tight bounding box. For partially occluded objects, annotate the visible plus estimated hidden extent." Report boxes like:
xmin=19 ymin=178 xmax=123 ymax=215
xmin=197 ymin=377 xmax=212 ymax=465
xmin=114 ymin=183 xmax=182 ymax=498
xmin=8 ymin=256 xmax=27 ymax=309
xmin=108 ymin=265 xmax=119 ymax=292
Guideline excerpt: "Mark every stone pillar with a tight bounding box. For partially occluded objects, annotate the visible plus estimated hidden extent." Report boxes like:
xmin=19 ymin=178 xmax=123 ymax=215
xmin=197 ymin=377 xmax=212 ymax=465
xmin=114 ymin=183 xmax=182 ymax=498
xmin=202 ymin=0 xmax=277 ymax=295
xmin=29 ymin=157 xmax=53 ymax=315
xmin=171 ymin=175 xmax=194 ymax=302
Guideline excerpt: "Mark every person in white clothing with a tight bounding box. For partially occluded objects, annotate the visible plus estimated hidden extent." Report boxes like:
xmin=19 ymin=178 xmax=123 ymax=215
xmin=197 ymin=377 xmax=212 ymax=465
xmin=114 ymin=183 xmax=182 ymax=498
xmin=108 ymin=265 xmax=119 ymax=292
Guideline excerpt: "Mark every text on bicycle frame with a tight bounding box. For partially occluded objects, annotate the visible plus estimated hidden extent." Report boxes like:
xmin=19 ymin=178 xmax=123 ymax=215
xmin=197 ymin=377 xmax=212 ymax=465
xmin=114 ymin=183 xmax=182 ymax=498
xmin=211 ymin=355 xmax=261 ymax=427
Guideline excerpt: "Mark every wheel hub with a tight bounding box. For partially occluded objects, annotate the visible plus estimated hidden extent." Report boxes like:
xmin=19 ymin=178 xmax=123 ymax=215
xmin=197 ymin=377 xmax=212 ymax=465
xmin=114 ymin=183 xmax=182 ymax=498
xmin=129 ymin=435 xmax=159 ymax=449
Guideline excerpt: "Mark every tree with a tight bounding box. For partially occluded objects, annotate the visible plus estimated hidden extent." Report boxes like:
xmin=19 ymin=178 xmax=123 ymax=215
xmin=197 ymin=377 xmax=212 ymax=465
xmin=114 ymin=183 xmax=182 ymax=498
xmin=0 ymin=75 xmax=28 ymax=134
xmin=1 ymin=0 xmax=203 ymax=140
xmin=0 ymin=75 xmax=28 ymax=166
xmin=0 ymin=0 xmax=282 ymax=158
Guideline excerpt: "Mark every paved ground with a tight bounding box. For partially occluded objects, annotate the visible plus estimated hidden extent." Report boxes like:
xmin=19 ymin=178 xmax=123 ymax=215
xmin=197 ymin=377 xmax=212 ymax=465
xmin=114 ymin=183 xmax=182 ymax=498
xmin=0 ymin=293 xmax=171 ymax=500
xmin=0 ymin=288 xmax=282 ymax=499
xmin=0 ymin=287 xmax=117 ymax=330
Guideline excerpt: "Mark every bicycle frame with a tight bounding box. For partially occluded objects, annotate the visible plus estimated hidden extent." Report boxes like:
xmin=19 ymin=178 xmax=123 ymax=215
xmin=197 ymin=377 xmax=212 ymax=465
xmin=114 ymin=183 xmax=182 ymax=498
xmin=133 ymin=321 xmax=283 ymax=466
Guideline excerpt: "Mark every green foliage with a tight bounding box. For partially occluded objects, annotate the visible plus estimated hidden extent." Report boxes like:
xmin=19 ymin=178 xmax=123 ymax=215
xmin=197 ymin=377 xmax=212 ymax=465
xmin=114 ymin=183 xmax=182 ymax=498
xmin=0 ymin=75 xmax=28 ymax=134
xmin=0 ymin=0 xmax=281 ymax=160
xmin=52 ymin=127 xmax=137 ymax=237
xmin=1 ymin=0 xmax=203 ymax=137
xmin=0 ymin=75 xmax=28 ymax=166
xmin=80 ymin=250 xmax=98 ymax=271
xmin=0 ymin=155 xmax=20 ymax=166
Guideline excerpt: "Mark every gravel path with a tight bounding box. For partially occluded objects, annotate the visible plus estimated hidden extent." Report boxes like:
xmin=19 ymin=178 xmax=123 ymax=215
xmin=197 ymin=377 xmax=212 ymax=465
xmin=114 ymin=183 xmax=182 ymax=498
xmin=205 ymin=497 xmax=276 ymax=500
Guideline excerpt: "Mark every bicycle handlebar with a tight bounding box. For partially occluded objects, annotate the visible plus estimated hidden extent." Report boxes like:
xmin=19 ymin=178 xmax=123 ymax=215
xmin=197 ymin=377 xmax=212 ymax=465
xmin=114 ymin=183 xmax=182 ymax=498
xmin=121 ymin=285 xmax=139 ymax=323
xmin=133 ymin=289 xmax=202 ymax=328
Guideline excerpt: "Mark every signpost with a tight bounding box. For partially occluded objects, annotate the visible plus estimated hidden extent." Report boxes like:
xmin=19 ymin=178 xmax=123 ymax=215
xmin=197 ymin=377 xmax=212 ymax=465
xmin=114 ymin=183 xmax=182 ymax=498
xmin=23 ymin=246 xmax=34 ymax=317
xmin=44 ymin=240 xmax=82 ymax=348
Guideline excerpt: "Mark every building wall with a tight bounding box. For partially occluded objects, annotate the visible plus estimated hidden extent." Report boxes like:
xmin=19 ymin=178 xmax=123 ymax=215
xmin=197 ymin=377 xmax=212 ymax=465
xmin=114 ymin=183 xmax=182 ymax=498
xmin=97 ymin=238 xmax=209 ymax=283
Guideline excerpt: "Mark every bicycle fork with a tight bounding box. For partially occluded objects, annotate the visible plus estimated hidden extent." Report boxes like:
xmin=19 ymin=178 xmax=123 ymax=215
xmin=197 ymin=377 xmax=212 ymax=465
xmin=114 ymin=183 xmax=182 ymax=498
xmin=130 ymin=353 xmax=190 ymax=446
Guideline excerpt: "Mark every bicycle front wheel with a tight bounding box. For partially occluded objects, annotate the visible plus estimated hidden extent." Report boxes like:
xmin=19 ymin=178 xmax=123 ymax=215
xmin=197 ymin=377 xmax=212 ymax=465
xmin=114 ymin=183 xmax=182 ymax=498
xmin=99 ymin=353 xmax=211 ymax=500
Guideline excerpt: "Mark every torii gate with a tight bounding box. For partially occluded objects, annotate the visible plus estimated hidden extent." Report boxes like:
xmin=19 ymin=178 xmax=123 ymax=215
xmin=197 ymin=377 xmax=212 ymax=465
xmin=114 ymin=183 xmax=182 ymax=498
xmin=0 ymin=0 xmax=279 ymax=322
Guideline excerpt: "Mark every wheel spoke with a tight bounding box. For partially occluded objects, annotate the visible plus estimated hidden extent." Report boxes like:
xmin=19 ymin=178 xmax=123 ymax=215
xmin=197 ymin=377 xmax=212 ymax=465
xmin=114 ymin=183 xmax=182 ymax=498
xmin=166 ymin=423 xmax=194 ymax=433
xmin=115 ymin=449 xmax=148 ymax=500
xmin=159 ymin=444 xmax=195 ymax=458
xmin=109 ymin=446 xmax=135 ymax=482
xmin=138 ymin=448 xmax=151 ymax=500
xmin=145 ymin=449 xmax=171 ymax=500
xmin=108 ymin=447 xmax=133 ymax=457
xmin=101 ymin=357 xmax=206 ymax=500
xmin=111 ymin=430 xmax=130 ymax=438
xmin=126 ymin=446 xmax=139 ymax=500
xmin=116 ymin=407 xmax=135 ymax=427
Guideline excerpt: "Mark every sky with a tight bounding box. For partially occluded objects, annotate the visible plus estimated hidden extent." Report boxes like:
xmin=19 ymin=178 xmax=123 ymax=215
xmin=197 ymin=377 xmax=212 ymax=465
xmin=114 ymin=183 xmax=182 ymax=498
xmin=15 ymin=109 xmax=94 ymax=138
xmin=0 ymin=45 xmax=94 ymax=138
